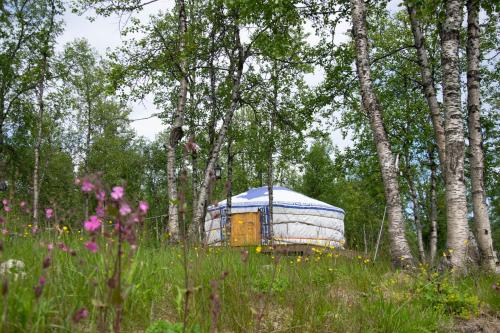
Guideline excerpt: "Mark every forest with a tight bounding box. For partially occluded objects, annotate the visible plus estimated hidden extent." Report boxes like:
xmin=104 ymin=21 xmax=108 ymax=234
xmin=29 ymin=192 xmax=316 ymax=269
xmin=0 ymin=0 xmax=499 ymax=332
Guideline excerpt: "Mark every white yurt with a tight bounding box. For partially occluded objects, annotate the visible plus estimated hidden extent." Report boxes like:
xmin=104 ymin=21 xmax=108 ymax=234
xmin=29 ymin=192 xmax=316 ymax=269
xmin=205 ymin=186 xmax=345 ymax=247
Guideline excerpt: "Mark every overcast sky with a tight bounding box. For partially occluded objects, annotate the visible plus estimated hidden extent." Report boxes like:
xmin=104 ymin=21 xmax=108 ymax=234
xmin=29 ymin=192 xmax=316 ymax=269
xmin=57 ymin=1 xmax=400 ymax=148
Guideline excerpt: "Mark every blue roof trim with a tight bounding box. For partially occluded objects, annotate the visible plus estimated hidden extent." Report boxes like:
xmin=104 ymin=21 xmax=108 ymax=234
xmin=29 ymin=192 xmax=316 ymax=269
xmin=208 ymin=203 xmax=345 ymax=215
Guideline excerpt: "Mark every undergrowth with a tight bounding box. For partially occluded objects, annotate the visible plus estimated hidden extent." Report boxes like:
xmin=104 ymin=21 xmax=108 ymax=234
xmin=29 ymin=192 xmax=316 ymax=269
xmin=0 ymin=235 xmax=498 ymax=332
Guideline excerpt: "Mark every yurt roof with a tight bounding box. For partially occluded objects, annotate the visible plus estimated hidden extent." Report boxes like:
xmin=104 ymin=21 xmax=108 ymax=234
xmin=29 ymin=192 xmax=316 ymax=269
xmin=208 ymin=186 xmax=344 ymax=214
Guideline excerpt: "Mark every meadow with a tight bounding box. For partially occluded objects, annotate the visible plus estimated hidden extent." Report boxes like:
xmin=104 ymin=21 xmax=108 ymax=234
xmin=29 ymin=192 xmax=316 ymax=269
xmin=0 ymin=231 xmax=498 ymax=333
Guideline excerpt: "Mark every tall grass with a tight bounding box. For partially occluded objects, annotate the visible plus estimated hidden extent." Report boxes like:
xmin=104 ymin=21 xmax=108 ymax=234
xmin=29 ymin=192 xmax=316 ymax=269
xmin=0 ymin=234 xmax=498 ymax=332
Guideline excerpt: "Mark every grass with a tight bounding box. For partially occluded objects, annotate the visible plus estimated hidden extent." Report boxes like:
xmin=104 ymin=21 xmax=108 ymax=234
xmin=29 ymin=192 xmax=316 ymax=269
xmin=0 ymin=233 xmax=498 ymax=332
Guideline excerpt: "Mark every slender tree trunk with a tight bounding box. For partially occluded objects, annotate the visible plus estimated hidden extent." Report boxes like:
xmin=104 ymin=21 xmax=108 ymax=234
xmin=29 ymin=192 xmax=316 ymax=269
xmin=84 ymin=99 xmax=91 ymax=220
xmin=406 ymin=3 xmax=447 ymax=170
xmin=350 ymin=0 xmax=414 ymax=268
xmin=466 ymin=0 xmax=498 ymax=272
xmin=167 ymin=0 xmax=188 ymax=242
xmin=32 ymin=1 xmax=55 ymax=227
xmin=193 ymin=18 xmax=245 ymax=240
xmin=441 ymin=0 xmax=469 ymax=269
xmin=406 ymin=171 xmax=426 ymax=263
xmin=226 ymin=138 xmax=233 ymax=245
xmin=429 ymin=148 xmax=439 ymax=264
xmin=267 ymin=67 xmax=278 ymax=244
xmin=33 ymin=56 xmax=47 ymax=227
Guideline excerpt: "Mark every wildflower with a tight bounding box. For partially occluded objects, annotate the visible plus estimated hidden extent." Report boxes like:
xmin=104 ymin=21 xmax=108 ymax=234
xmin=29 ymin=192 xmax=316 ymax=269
xmin=45 ymin=208 xmax=53 ymax=219
xmin=20 ymin=201 xmax=26 ymax=208
xmin=47 ymin=243 xmax=54 ymax=251
xmin=119 ymin=203 xmax=131 ymax=216
xmin=84 ymin=216 xmax=101 ymax=232
xmin=357 ymin=255 xmax=362 ymax=260
xmin=63 ymin=226 xmax=68 ymax=231
xmin=73 ymin=308 xmax=89 ymax=323
xmin=255 ymin=246 xmax=262 ymax=253
xmin=1 ymin=229 xmax=7 ymax=235
xmin=4 ymin=206 xmax=11 ymax=212
xmin=42 ymin=256 xmax=51 ymax=269
xmin=96 ymin=206 xmax=105 ymax=217
xmin=328 ymin=268 xmax=333 ymax=272
xmin=1 ymin=199 xmax=8 ymax=205
xmin=39 ymin=276 xmax=46 ymax=286
xmin=85 ymin=241 xmax=98 ymax=253
xmin=96 ymin=190 xmax=105 ymax=201
xmin=28 ymin=224 xmax=32 ymax=228
xmin=297 ymin=256 xmax=302 ymax=263
xmin=139 ymin=201 xmax=149 ymax=214
xmin=364 ymin=259 xmax=370 ymax=264
xmin=81 ymin=179 xmax=94 ymax=192
xmin=111 ymin=186 xmax=124 ymax=200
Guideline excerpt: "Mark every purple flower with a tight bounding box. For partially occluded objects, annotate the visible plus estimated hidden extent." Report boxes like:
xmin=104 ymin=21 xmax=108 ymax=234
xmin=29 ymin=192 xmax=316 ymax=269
xmin=111 ymin=186 xmax=124 ymax=200
xmin=84 ymin=241 xmax=98 ymax=253
xmin=139 ymin=201 xmax=149 ymax=214
xmin=81 ymin=180 xmax=94 ymax=193
xmin=47 ymin=243 xmax=54 ymax=251
xmin=73 ymin=308 xmax=89 ymax=323
xmin=3 ymin=206 xmax=11 ymax=212
xmin=39 ymin=276 xmax=46 ymax=286
xmin=96 ymin=190 xmax=106 ymax=201
xmin=1 ymin=199 xmax=8 ymax=206
xmin=119 ymin=203 xmax=131 ymax=216
xmin=96 ymin=206 xmax=105 ymax=217
xmin=84 ymin=216 xmax=101 ymax=232
xmin=45 ymin=208 xmax=53 ymax=219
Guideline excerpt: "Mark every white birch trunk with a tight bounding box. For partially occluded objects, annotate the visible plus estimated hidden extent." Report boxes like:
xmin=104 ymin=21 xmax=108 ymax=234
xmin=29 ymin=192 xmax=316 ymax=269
xmin=466 ymin=0 xmax=498 ymax=272
xmin=429 ymin=149 xmax=439 ymax=264
xmin=193 ymin=21 xmax=245 ymax=240
xmin=441 ymin=0 xmax=469 ymax=269
xmin=406 ymin=3 xmax=447 ymax=170
xmin=351 ymin=0 xmax=414 ymax=267
xmin=167 ymin=0 xmax=188 ymax=242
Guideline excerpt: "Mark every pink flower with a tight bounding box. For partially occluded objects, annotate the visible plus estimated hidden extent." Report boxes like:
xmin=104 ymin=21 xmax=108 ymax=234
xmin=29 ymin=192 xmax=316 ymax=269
xmin=4 ymin=206 xmax=11 ymax=212
xmin=81 ymin=180 xmax=94 ymax=193
xmin=39 ymin=276 xmax=46 ymax=286
xmin=47 ymin=243 xmax=54 ymax=251
xmin=2 ymin=199 xmax=8 ymax=205
xmin=85 ymin=241 xmax=98 ymax=253
xmin=45 ymin=208 xmax=53 ymax=219
xmin=96 ymin=190 xmax=105 ymax=201
xmin=119 ymin=203 xmax=131 ymax=216
xmin=59 ymin=242 xmax=69 ymax=252
xmin=111 ymin=186 xmax=124 ymax=200
xmin=139 ymin=201 xmax=149 ymax=214
xmin=31 ymin=225 xmax=39 ymax=234
xmin=96 ymin=206 xmax=105 ymax=217
xmin=20 ymin=201 xmax=26 ymax=208
xmin=83 ymin=216 xmax=101 ymax=232
xmin=73 ymin=307 xmax=89 ymax=323
xmin=1 ymin=229 xmax=8 ymax=235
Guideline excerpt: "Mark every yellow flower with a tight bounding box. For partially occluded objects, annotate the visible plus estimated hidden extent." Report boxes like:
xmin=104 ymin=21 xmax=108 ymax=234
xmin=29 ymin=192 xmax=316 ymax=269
xmin=63 ymin=226 xmax=68 ymax=231
xmin=328 ymin=268 xmax=333 ymax=272
xmin=28 ymin=224 xmax=32 ymax=228
xmin=255 ymin=246 xmax=262 ymax=253
xmin=79 ymin=237 xmax=83 ymax=241
xmin=357 ymin=255 xmax=362 ymax=260
xmin=449 ymin=249 xmax=454 ymax=254
xmin=297 ymin=256 xmax=302 ymax=263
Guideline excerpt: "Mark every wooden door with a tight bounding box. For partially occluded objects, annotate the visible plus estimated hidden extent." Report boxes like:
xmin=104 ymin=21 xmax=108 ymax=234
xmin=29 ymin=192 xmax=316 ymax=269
xmin=230 ymin=212 xmax=261 ymax=246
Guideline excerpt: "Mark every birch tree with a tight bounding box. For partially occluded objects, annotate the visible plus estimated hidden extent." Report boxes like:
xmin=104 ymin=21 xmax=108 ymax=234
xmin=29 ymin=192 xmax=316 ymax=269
xmin=350 ymin=0 xmax=413 ymax=267
xmin=466 ymin=0 xmax=498 ymax=271
xmin=441 ymin=0 xmax=469 ymax=269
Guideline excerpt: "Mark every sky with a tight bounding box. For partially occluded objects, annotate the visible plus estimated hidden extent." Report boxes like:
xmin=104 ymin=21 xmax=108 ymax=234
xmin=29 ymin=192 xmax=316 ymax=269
xmin=58 ymin=1 xmax=401 ymax=149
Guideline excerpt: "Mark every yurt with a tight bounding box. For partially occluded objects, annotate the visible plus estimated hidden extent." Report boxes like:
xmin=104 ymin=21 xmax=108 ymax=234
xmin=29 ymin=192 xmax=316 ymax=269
xmin=205 ymin=186 xmax=345 ymax=247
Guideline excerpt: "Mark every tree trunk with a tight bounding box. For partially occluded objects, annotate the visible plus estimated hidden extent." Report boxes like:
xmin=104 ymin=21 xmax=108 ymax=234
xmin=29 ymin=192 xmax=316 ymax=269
xmin=167 ymin=0 xmax=188 ymax=242
xmin=32 ymin=1 xmax=55 ymax=228
xmin=406 ymin=171 xmax=426 ymax=263
xmin=429 ymin=148 xmax=439 ymax=265
xmin=406 ymin=3 xmax=447 ymax=170
xmin=441 ymin=0 xmax=469 ymax=269
xmin=267 ymin=67 xmax=278 ymax=245
xmin=226 ymin=138 xmax=233 ymax=245
xmin=466 ymin=0 xmax=498 ymax=272
xmin=350 ymin=0 xmax=414 ymax=268
xmin=84 ymin=98 xmax=92 ymax=221
xmin=193 ymin=18 xmax=245 ymax=241
xmin=33 ymin=57 xmax=47 ymax=227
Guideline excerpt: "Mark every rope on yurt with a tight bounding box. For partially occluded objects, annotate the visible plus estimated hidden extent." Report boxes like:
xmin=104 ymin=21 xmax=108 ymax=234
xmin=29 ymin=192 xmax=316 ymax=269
xmin=259 ymin=206 xmax=271 ymax=245
xmin=219 ymin=207 xmax=228 ymax=245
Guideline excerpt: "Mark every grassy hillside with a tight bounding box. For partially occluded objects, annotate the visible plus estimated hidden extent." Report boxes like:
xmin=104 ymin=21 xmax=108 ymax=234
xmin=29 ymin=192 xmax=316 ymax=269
xmin=0 ymin=234 xmax=498 ymax=332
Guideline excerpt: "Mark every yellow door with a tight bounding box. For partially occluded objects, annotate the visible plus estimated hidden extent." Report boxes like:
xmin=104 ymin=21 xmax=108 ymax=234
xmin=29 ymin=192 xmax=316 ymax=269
xmin=230 ymin=212 xmax=261 ymax=246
